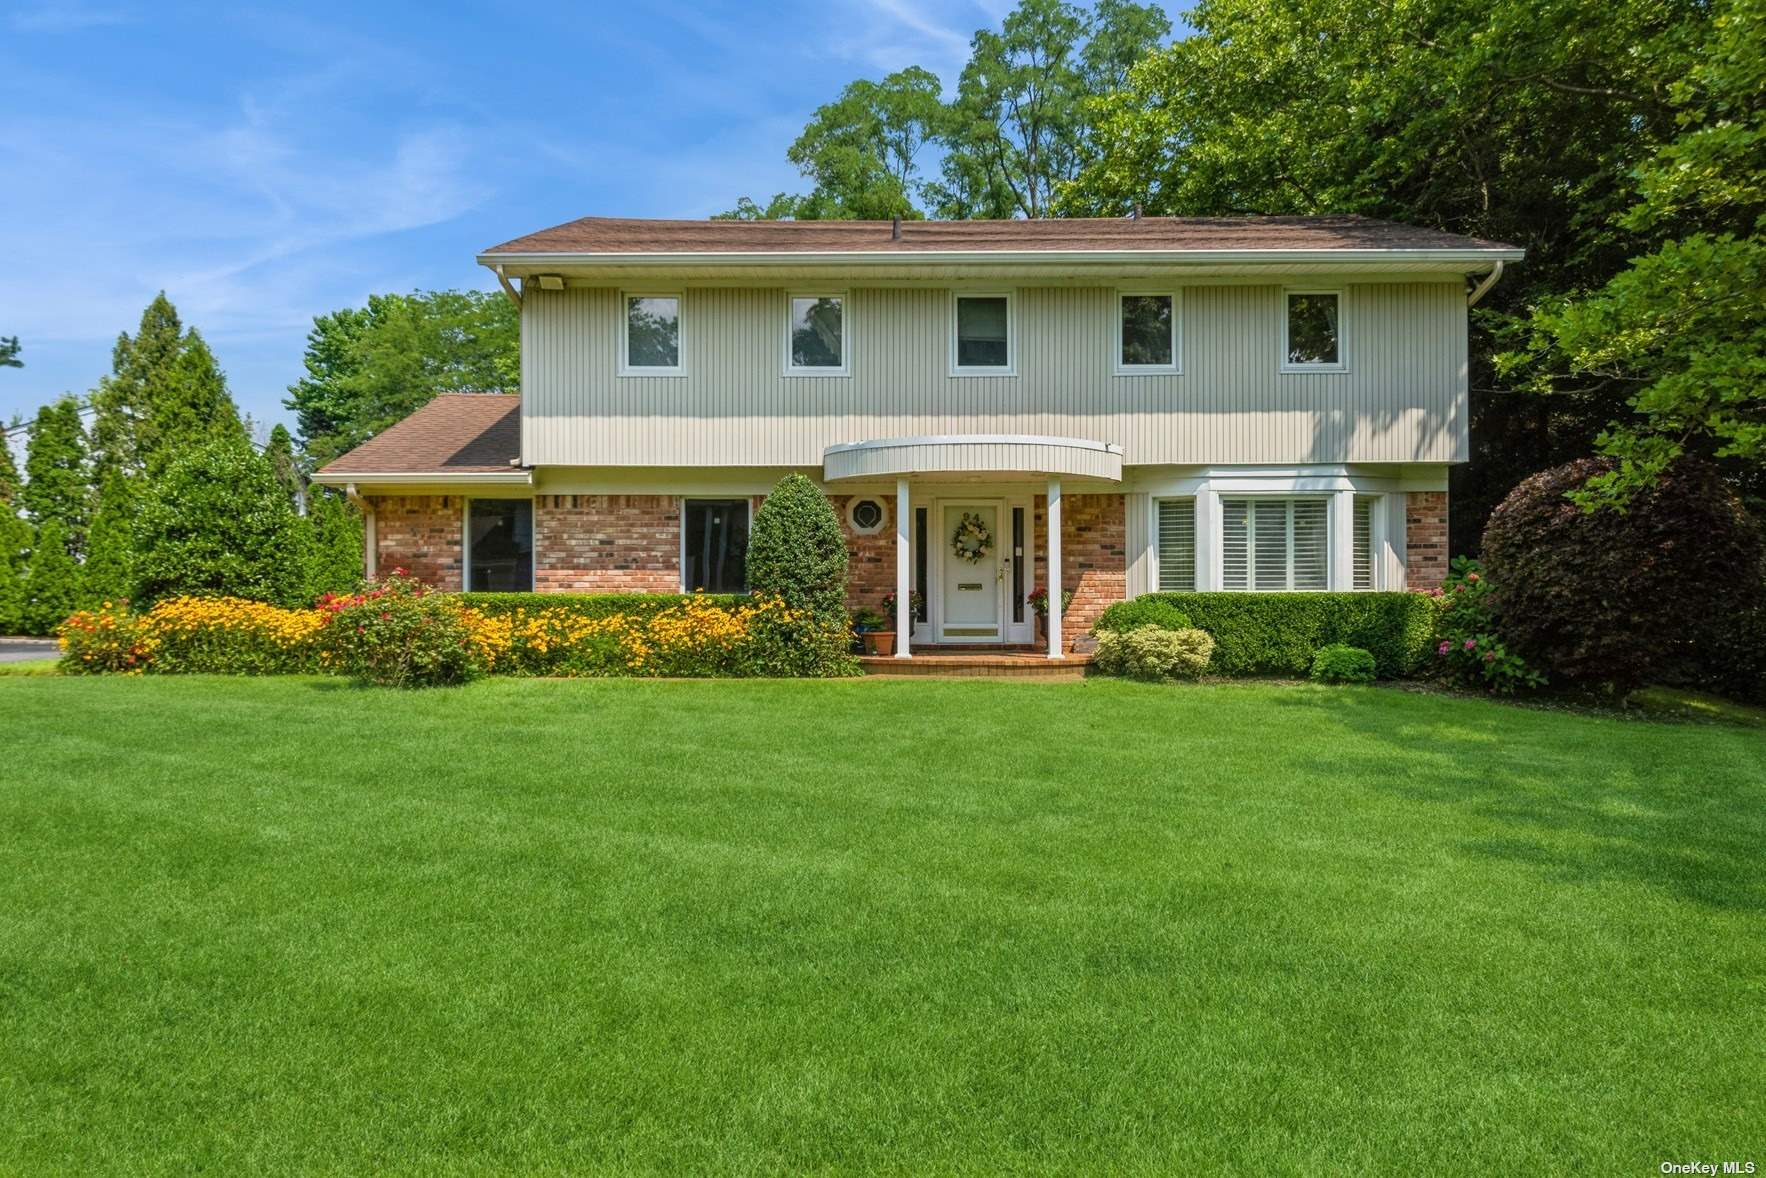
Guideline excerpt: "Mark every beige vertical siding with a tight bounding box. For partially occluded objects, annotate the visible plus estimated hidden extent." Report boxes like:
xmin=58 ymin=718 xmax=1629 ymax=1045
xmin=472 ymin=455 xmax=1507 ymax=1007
xmin=521 ymin=282 xmax=1469 ymax=468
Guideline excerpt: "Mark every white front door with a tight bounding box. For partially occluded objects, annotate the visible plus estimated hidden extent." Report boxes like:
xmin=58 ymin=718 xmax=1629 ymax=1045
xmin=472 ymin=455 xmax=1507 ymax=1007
xmin=940 ymin=503 xmax=1002 ymax=641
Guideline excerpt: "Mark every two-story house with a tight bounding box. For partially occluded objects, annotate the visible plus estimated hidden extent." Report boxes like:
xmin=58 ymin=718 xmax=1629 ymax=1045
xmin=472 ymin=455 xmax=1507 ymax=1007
xmin=313 ymin=215 xmax=1521 ymax=659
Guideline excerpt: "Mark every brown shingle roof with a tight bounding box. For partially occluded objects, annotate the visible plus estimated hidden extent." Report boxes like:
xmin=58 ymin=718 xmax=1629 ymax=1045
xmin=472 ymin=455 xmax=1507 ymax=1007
xmin=318 ymin=394 xmax=520 ymax=475
xmin=482 ymin=214 xmax=1516 ymax=256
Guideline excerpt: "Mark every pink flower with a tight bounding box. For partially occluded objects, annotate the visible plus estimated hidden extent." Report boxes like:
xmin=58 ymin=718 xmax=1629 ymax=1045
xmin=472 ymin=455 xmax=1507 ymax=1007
xmin=1463 ymin=638 xmax=1476 ymax=651
xmin=1483 ymin=652 xmax=1497 ymax=664
xmin=1466 ymin=572 xmax=1481 ymax=583
xmin=1437 ymin=641 xmax=1451 ymax=656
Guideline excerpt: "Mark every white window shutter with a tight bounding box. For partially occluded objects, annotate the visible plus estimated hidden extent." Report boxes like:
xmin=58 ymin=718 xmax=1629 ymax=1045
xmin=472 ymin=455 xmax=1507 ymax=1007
xmin=1291 ymin=500 xmax=1329 ymax=591
xmin=1157 ymin=498 xmax=1196 ymax=591
xmin=1222 ymin=499 xmax=1249 ymax=591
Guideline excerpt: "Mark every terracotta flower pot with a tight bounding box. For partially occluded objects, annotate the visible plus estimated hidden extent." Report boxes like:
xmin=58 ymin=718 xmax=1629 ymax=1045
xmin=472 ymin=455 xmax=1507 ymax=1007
xmin=864 ymin=630 xmax=897 ymax=656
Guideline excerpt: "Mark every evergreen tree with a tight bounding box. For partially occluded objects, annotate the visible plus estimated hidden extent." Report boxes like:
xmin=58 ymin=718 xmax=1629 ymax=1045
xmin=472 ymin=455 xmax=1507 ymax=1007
xmin=264 ymin=424 xmax=304 ymax=509
xmin=80 ymin=469 xmax=136 ymax=607
xmin=748 ymin=473 xmax=849 ymax=622
xmin=0 ymin=336 xmax=19 ymax=368
xmin=21 ymin=396 xmax=90 ymax=554
xmin=304 ymin=488 xmax=364 ymax=596
xmin=21 ymin=518 xmax=80 ymax=635
xmin=133 ymin=435 xmax=309 ymax=607
xmin=91 ymin=293 xmax=244 ymax=479
xmin=0 ymin=435 xmax=26 ymax=633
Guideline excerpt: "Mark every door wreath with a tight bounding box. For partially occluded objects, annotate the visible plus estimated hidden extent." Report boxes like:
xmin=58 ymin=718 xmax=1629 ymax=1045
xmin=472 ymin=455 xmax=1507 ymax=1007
xmin=951 ymin=512 xmax=994 ymax=563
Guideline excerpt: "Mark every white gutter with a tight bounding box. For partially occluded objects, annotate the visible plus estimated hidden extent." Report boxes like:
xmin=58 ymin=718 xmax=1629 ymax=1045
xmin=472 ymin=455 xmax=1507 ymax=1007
xmin=1466 ymin=260 xmax=1506 ymax=306
xmin=477 ymin=246 xmax=1526 ymax=269
xmin=311 ymin=470 xmax=533 ymax=488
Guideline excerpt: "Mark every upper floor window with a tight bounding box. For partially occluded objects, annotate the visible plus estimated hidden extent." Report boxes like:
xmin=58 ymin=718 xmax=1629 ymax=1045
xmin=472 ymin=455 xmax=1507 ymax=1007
xmin=1282 ymin=290 xmax=1345 ymax=371
xmin=1118 ymin=292 xmax=1179 ymax=374
xmin=622 ymin=293 xmax=683 ymax=375
xmin=952 ymin=293 xmax=1013 ymax=375
xmin=787 ymin=294 xmax=848 ymax=375
xmin=1221 ymin=497 xmax=1329 ymax=591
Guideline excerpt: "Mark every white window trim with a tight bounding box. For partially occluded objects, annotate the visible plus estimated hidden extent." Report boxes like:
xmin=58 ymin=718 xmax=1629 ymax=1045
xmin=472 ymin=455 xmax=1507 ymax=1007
xmin=1114 ymin=289 xmax=1182 ymax=376
xmin=845 ymin=495 xmax=887 ymax=535
xmin=783 ymin=291 xmax=851 ymax=377
xmin=618 ymin=291 xmax=687 ymax=377
xmin=1280 ymin=288 xmax=1348 ymax=374
xmin=1150 ymin=495 xmax=1199 ymax=591
xmin=949 ymin=291 xmax=1016 ymax=377
xmin=678 ymin=496 xmax=754 ymax=594
xmin=462 ymin=496 xmax=537 ymax=592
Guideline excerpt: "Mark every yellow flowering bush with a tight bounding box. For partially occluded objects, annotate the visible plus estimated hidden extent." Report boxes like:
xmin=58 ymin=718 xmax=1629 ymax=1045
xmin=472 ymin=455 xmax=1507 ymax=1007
xmin=57 ymin=583 xmax=859 ymax=681
xmin=60 ymin=596 xmax=324 ymax=675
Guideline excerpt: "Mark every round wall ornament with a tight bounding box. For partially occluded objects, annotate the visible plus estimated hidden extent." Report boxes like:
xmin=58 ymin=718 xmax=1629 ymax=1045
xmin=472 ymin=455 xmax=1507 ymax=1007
xmin=951 ymin=512 xmax=994 ymax=563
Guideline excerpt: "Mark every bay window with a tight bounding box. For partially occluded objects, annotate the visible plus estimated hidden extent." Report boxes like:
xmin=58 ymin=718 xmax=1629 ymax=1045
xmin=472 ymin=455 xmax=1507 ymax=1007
xmin=1222 ymin=497 xmax=1328 ymax=591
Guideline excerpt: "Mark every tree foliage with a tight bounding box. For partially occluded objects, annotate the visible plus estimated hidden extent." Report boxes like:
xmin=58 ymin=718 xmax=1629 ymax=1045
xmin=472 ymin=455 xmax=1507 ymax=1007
xmin=287 ymin=290 xmax=518 ymax=466
xmin=304 ymin=488 xmax=364 ymax=598
xmin=80 ymin=469 xmax=136 ymax=608
xmin=0 ymin=336 xmax=20 ymax=369
xmin=21 ymin=518 xmax=80 ymax=635
xmin=720 ymin=0 xmax=1168 ymax=221
xmin=1503 ymin=0 xmax=1766 ymax=506
xmin=21 ymin=396 xmax=90 ymax=552
xmin=132 ymin=436 xmax=310 ymax=608
xmin=91 ymin=293 xmax=245 ymax=480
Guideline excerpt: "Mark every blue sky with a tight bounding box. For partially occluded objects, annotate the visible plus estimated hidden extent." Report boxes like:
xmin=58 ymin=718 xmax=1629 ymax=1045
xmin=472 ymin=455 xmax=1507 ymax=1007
xmin=2 ymin=0 xmax=1127 ymax=436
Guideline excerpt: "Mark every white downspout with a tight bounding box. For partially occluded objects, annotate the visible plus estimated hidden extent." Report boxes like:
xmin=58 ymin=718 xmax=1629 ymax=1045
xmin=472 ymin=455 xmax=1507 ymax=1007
xmin=344 ymin=482 xmax=376 ymax=580
xmin=1467 ymin=260 xmax=1505 ymax=307
xmin=493 ymin=264 xmax=522 ymax=309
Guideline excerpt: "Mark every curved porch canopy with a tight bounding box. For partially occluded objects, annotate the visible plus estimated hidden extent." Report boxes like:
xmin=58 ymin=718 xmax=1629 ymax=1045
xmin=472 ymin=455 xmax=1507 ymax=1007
xmin=821 ymin=434 xmax=1123 ymax=483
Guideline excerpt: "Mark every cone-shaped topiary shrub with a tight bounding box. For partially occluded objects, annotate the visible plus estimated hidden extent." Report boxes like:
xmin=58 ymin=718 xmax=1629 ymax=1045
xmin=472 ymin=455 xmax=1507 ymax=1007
xmin=1481 ymin=457 xmax=1764 ymax=693
xmin=748 ymin=473 xmax=849 ymax=622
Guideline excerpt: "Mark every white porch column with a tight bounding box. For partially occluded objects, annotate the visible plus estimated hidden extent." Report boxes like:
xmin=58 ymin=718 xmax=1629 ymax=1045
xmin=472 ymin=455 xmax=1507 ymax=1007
xmin=895 ymin=477 xmax=912 ymax=658
xmin=1046 ymin=475 xmax=1063 ymax=659
xmin=1329 ymin=488 xmax=1356 ymax=591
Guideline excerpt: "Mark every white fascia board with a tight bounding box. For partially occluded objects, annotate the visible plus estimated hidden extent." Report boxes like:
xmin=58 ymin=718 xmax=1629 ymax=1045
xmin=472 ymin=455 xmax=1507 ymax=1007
xmin=310 ymin=470 xmax=533 ymax=487
xmin=477 ymin=247 xmax=1525 ymax=270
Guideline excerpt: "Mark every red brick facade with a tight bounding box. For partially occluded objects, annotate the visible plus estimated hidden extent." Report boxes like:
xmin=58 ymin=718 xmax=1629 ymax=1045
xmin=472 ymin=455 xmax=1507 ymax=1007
xmin=370 ymin=495 xmax=463 ymax=590
xmin=1405 ymin=491 xmax=1449 ymax=591
xmin=833 ymin=495 xmax=897 ymax=614
xmin=534 ymin=495 xmax=681 ymax=592
xmin=1033 ymin=493 xmax=1129 ymax=651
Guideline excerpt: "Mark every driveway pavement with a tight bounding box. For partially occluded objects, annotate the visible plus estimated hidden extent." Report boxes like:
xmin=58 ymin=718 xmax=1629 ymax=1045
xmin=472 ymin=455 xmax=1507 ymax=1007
xmin=0 ymin=639 xmax=60 ymax=663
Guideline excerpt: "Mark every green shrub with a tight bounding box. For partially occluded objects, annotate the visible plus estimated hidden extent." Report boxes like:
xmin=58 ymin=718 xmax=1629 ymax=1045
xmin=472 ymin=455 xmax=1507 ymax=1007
xmin=1310 ymin=644 xmax=1377 ymax=684
xmin=1119 ymin=592 xmax=1438 ymax=678
xmin=1431 ymin=557 xmax=1545 ymax=694
xmin=748 ymin=474 xmax=848 ymax=622
xmin=1092 ymin=597 xmax=1192 ymax=634
xmin=132 ymin=436 xmax=309 ymax=608
xmin=1093 ymin=625 xmax=1214 ymax=681
xmin=1482 ymin=457 xmax=1765 ymax=693
xmin=457 ymin=591 xmax=748 ymax=620
xmin=319 ymin=573 xmax=480 ymax=688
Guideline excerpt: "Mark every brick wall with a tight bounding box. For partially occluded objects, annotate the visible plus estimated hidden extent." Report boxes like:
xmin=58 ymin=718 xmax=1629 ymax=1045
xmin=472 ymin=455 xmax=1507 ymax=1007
xmin=1032 ymin=493 xmax=1128 ymax=651
xmin=1406 ymin=491 xmax=1449 ymax=591
xmin=534 ymin=495 xmax=681 ymax=592
xmin=370 ymin=496 xmax=462 ymax=591
xmin=833 ymin=494 xmax=897 ymax=614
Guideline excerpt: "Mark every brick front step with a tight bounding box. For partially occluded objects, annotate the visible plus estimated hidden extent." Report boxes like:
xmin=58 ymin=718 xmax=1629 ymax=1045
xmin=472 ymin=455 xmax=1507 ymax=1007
xmin=859 ymin=651 xmax=1093 ymax=679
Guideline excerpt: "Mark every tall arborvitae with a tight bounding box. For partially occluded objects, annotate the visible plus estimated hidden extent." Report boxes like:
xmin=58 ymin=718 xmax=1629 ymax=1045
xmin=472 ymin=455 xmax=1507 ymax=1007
xmin=21 ymin=517 xmax=79 ymax=635
xmin=80 ymin=469 xmax=136 ymax=607
xmin=0 ymin=433 xmax=28 ymax=633
xmin=92 ymin=293 xmax=244 ymax=480
xmin=264 ymin=424 xmax=304 ymax=510
xmin=305 ymin=488 xmax=364 ymax=596
xmin=21 ymin=397 xmax=91 ymax=557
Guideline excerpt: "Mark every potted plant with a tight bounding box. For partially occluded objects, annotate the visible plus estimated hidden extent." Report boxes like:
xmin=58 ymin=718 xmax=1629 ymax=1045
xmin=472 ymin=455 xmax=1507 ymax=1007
xmin=1026 ymin=585 xmax=1075 ymax=645
xmin=851 ymin=607 xmax=893 ymax=655
xmin=879 ymin=589 xmax=924 ymax=637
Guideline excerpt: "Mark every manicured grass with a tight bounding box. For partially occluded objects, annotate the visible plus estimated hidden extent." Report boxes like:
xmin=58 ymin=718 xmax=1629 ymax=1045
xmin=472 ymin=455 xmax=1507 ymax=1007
xmin=0 ymin=658 xmax=60 ymax=677
xmin=1 ymin=676 xmax=1761 ymax=1174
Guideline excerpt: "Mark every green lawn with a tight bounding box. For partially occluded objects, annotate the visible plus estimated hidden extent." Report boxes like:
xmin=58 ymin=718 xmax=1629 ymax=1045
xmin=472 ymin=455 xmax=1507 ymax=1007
xmin=1 ymin=676 xmax=1761 ymax=1174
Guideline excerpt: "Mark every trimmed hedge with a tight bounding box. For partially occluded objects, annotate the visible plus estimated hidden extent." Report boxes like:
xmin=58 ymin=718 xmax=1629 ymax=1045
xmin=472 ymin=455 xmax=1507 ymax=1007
xmin=457 ymin=592 xmax=748 ymax=619
xmin=1093 ymin=597 xmax=1193 ymax=633
xmin=1121 ymin=592 xmax=1439 ymax=679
